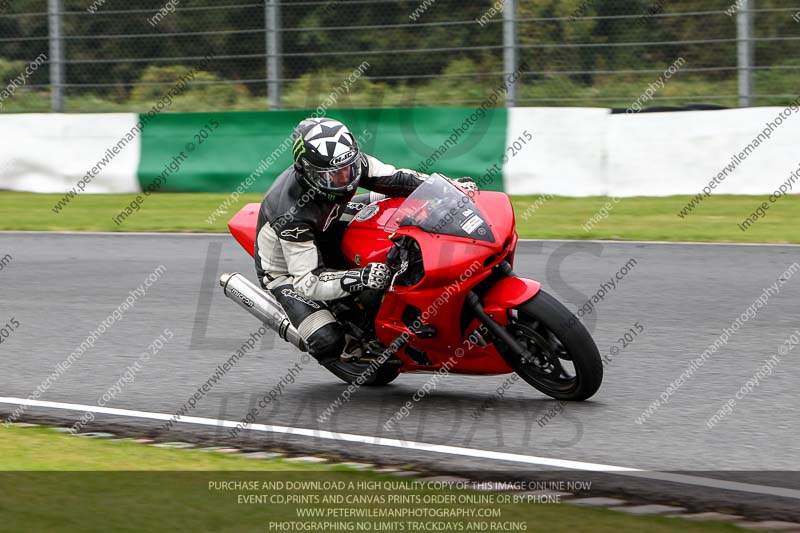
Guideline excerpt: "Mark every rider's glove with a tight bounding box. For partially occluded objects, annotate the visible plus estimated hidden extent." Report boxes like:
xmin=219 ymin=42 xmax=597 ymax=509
xmin=341 ymin=263 xmax=390 ymax=293
xmin=453 ymin=177 xmax=478 ymax=192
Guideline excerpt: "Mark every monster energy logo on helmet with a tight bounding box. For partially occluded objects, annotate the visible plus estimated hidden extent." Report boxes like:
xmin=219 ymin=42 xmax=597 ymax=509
xmin=292 ymin=136 xmax=306 ymax=162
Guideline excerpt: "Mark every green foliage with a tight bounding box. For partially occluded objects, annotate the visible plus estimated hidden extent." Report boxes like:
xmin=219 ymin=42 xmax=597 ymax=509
xmin=129 ymin=66 xmax=249 ymax=111
xmin=1 ymin=0 xmax=798 ymax=112
xmin=0 ymin=57 xmax=25 ymax=84
xmin=0 ymin=57 xmax=49 ymax=112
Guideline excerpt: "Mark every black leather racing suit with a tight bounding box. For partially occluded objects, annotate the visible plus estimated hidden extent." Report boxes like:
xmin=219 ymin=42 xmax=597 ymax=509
xmin=254 ymin=154 xmax=426 ymax=364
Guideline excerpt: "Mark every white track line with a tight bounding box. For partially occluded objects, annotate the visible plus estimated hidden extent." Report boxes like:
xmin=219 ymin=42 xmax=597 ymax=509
xmin=2 ymin=396 xmax=799 ymax=500
xmin=521 ymin=239 xmax=800 ymax=248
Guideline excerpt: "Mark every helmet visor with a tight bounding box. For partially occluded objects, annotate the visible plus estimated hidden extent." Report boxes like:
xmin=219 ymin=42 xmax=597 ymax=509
xmin=303 ymin=159 xmax=361 ymax=192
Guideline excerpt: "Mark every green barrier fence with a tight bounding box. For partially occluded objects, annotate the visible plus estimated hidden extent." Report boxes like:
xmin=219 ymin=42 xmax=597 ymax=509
xmin=137 ymin=108 xmax=508 ymax=193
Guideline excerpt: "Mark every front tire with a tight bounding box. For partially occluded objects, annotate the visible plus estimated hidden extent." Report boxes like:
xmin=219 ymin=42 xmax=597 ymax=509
xmin=495 ymin=290 xmax=603 ymax=401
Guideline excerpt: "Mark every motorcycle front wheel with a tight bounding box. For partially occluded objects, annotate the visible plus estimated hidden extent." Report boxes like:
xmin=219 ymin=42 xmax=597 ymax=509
xmin=495 ymin=290 xmax=603 ymax=401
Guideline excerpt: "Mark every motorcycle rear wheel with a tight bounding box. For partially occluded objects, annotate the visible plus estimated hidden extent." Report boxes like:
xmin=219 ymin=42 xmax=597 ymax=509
xmin=325 ymin=359 xmax=400 ymax=387
xmin=495 ymin=290 xmax=603 ymax=401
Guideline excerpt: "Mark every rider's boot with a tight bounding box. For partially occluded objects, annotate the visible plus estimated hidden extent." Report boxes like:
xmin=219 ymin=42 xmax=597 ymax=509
xmin=340 ymin=335 xmax=363 ymax=363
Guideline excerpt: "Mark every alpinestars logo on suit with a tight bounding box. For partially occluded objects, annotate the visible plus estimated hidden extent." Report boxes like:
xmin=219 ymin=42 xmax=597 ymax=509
xmin=281 ymin=227 xmax=309 ymax=240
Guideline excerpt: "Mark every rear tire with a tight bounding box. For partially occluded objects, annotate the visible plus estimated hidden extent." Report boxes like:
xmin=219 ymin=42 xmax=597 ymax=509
xmin=495 ymin=290 xmax=603 ymax=401
xmin=324 ymin=360 xmax=400 ymax=386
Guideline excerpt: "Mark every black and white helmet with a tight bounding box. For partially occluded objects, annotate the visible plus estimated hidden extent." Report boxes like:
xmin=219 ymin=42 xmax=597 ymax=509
xmin=292 ymin=118 xmax=363 ymax=201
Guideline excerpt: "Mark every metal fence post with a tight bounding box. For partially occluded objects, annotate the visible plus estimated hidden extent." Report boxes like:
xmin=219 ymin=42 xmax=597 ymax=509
xmin=265 ymin=0 xmax=282 ymax=110
xmin=737 ymin=0 xmax=754 ymax=107
xmin=503 ymin=0 xmax=518 ymax=107
xmin=48 ymin=0 xmax=64 ymax=112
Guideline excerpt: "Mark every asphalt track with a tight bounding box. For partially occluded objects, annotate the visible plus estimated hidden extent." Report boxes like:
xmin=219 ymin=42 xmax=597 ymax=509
xmin=1 ymin=233 xmax=799 ymax=520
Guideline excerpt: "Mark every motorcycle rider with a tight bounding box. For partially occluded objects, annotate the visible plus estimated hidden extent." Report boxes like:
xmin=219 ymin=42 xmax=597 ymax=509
xmin=254 ymin=118 xmax=471 ymax=364
xmin=255 ymin=117 xmax=475 ymax=366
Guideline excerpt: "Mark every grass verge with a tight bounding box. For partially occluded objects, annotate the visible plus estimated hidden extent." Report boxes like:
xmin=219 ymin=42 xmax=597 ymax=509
xmin=0 ymin=425 xmax=740 ymax=533
xmin=1 ymin=192 xmax=798 ymax=243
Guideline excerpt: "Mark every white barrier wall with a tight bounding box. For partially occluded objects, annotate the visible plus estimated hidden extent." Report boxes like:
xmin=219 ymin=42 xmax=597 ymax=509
xmin=1 ymin=108 xmax=797 ymax=197
xmin=0 ymin=113 xmax=141 ymax=193
xmin=504 ymin=107 xmax=610 ymax=196
xmin=505 ymin=106 xmax=800 ymax=197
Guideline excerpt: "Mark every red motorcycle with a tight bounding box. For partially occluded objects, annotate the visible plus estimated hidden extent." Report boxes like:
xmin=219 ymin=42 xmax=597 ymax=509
xmin=221 ymin=174 xmax=602 ymax=401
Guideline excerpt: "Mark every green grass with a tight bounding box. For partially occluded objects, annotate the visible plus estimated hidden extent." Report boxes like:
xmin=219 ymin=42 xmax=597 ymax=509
xmin=0 ymin=425 xmax=740 ymax=533
xmin=0 ymin=426 xmax=330 ymax=472
xmin=2 ymin=67 xmax=798 ymax=113
xmin=512 ymin=194 xmax=800 ymax=244
xmin=1 ymin=191 xmax=798 ymax=244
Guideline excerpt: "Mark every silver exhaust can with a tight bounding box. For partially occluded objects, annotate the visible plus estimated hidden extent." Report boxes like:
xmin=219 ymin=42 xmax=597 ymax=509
xmin=219 ymin=272 xmax=307 ymax=352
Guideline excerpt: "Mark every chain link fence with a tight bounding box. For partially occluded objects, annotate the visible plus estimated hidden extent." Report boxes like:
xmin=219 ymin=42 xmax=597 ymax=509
xmin=0 ymin=0 xmax=799 ymax=113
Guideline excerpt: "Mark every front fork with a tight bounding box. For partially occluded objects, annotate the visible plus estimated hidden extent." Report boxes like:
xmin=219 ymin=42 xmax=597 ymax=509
xmin=466 ymin=291 xmax=533 ymax=362
xmin=464 ymin=261 xmax=543 ymax=362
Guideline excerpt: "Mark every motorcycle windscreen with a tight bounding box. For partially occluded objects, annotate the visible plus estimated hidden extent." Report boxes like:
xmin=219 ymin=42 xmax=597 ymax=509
xmin=384 ymin=175 xmax=495 ymax=243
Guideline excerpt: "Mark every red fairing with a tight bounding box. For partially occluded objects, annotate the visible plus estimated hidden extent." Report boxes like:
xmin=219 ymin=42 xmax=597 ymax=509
xmin=483 ymin=277 xmax=541 ymax=325
xmin=228 ymin=203 xmax=260 ymax=258
xmin=340 ymin=197 xmax=403 ymax=266
xmin=340 ymin=192 xmax=516 ymax=270
xmin=227 ymin=188 xmax=542 ymax=377
xmin=342 ymin=191 xmax=525 ymax=375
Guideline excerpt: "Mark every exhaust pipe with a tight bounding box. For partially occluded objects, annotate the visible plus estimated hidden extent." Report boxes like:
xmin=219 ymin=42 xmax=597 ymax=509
xmin=219 ymin=272 xmax=307 ymax=352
